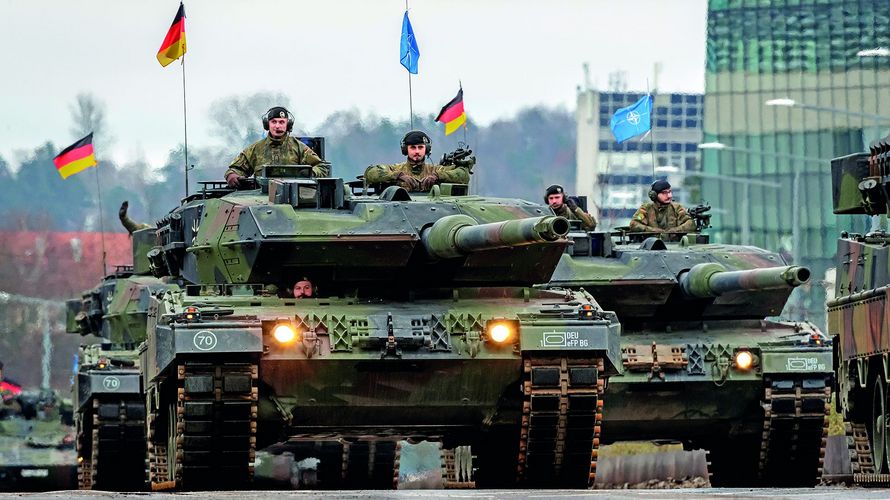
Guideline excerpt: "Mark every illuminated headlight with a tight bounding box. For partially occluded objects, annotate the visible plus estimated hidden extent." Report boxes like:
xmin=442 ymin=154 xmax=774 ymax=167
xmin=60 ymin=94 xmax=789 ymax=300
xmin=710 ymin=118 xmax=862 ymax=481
xmin=486 ymin=320 xmax=518 ymax=344
xmin=183 ymin=306 xmax=201 ymax=322
xmin=734 ymin=350 xmax=755 ymax=370
xmin=272 ymin=324 xmax=298 ymax=344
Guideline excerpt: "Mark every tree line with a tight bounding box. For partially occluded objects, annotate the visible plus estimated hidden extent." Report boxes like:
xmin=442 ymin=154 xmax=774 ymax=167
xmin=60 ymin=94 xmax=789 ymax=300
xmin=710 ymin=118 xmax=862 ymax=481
xmin=0 ymin=92 xmax=577 ymax=231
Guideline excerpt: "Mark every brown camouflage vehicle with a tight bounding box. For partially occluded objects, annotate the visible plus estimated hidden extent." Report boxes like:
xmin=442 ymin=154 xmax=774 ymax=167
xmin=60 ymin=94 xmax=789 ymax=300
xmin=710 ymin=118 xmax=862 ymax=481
xmin=137 ymin=164 xmax=623 ymax=490
xmin=547 ymin=212 xmax=833 ymax=487
xmin=829 ymin=140 xmax=890 ymax=482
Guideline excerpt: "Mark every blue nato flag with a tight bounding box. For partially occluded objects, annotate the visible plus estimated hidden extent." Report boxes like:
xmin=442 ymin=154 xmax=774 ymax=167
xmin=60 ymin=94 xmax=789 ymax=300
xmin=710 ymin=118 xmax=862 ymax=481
xmin=610 ymin=95 xmax=653 ymax=143
xmin=400 ymin=11 xmax=420 ymax=74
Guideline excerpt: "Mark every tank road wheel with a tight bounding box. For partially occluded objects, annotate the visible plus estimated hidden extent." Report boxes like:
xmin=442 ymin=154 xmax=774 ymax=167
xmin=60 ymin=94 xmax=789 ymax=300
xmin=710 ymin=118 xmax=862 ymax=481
xmin=872 ymin=377 xmax=888 ymax=473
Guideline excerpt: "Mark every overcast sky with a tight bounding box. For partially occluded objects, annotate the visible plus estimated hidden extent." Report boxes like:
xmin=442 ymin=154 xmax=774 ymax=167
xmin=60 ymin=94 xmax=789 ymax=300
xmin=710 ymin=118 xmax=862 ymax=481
xmin=0 ymin=0 xmax=707 ymax=168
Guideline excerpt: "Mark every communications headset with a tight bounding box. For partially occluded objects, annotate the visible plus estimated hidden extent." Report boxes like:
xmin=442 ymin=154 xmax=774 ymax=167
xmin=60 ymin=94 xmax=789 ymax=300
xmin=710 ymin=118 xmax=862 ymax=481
xmin=262 ymin=107 xmax=295 ymax=133
xmin=400 ymin=131 xmax=432 ymax=156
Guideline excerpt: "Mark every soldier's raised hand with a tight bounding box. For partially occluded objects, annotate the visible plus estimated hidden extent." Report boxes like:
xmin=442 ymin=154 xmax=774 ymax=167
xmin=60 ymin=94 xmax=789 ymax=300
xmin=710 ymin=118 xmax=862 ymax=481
xmin=566 ymin=196 xmax=579 ymax=211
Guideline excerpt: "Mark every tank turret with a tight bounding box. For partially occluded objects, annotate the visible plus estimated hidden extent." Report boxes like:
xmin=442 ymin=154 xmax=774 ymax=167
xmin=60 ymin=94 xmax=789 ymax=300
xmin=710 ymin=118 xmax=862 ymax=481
xmin=421 ymin=214 xmax=568 ymax=259
xmin=679 ymin=263 xmax=810 ymax=298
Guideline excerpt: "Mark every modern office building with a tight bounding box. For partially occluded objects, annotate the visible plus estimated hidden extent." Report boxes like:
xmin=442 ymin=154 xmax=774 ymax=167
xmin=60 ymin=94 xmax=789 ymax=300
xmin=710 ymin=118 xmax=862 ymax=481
xmin=576 ymin=89 xmax=704 ymax=230
xmin=702 ymin=0 xmax=890 ymax=326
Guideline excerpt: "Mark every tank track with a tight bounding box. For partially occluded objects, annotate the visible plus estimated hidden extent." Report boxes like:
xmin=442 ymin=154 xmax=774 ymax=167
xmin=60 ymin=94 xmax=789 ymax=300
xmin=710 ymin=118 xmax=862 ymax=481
xmin=148 ymin=361 xmax=258 ymax=490
xmin=77 ymin=396 xmax=146 ymax=490
xmin=842 ymin=421 xmax=890 ymax=485
xmin=516 ymin=355 xmax=604 ymax=488
xmin=757 ymin=377 xmax=831 ymax=486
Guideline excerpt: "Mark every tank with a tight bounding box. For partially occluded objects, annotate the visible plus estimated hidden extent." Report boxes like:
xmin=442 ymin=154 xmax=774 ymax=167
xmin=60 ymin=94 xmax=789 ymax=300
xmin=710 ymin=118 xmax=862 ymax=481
xmin=65 ymin=207 xmax=173 ymax=491
xmin=137 ymin=166 xmax=622 ymax=490
xmin=828 ymin=141 xmax=890 ymax=483
xmin=0 ymin=389 xmax=77 ymax=491
xmin=546 ymin=219 xmax=833 ymax=487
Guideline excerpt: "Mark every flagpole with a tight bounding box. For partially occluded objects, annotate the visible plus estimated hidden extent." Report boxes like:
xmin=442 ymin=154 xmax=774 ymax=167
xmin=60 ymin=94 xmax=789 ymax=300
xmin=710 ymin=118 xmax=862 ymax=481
xmin=182 ymin=55 xmax=190 ymax=197
xmin=94 ymin=164 xmax=107 ymax=276
xmin=646 ymin=81 xmax=657 ymax=180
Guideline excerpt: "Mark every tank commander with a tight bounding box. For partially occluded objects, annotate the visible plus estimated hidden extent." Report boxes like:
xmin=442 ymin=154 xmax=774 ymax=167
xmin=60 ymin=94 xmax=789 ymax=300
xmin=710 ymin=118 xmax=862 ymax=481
xmin=292 ymin=278 xmax=314 ymax=299
xmin=225 ymin=106 xmax=330 ymax=188
xmin=545 ymin=184 xmax=596 ymax=231
xmin=629 ymin=179 xmax=695 ymax=234
xmin=364 ymin=130 xmax=471 ymax=192
xmin=119 ymin=201 xmax=151 ymax=234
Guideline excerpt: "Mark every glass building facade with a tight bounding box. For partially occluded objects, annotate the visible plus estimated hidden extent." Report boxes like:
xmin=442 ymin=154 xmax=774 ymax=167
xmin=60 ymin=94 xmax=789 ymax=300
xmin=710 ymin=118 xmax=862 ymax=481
xmin=702 ymin=0 xmax=890 ymax=327
xmin=576 ymin=90 xmax=703 ymax=229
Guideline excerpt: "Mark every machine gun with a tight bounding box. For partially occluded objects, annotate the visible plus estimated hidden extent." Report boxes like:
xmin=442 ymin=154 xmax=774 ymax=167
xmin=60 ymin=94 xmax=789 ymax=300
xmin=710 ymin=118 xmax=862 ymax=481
xmin=688 ymin=203 xmax=712 ymax=233
xmin=439 ymin=143 xmax=476 ymax=173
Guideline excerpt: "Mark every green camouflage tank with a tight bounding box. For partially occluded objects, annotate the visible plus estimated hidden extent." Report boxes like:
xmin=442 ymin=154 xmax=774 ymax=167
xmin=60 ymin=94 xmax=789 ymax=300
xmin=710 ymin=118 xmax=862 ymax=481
xmin=65 ymin=205 xmax=175 ymax=491
xmin=828 ymin=140 xmax=890 ymax=483
xmin=0 ymin=390 xmax=77 ymax=491
xmin=138 ymin=165 xmax=623 ymax=490
xmin=547 ymin=217 xmax=833 ymax=487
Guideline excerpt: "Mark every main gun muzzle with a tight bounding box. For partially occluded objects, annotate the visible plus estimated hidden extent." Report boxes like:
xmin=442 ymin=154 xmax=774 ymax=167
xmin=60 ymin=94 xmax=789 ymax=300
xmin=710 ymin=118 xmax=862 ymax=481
xmin=421 ymin=214 xmax=570 ymax=260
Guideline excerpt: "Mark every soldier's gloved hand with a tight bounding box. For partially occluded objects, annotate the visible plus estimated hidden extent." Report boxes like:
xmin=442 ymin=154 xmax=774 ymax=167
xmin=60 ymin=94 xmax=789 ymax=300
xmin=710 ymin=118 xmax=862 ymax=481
xmin=226 ymin=173 xmax=245 ymax=188
xmin=420 ymin=174 xmax=439 ymax=191
xmin=119 ymin=201 xmax=129 ymax=219
xmin=565 ymin=197 xmax=579 ymax=211
xmin=397 ymin=172 xmax=421 ymax=191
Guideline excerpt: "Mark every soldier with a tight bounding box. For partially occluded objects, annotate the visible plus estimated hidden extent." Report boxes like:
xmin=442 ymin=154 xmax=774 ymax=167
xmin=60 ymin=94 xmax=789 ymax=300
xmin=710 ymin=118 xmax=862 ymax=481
xmin=545 ymin=184 xmax=596 ymax=231
xmin=118 ymin=201 xmax=151 ymax=234
xmin=629 ymin=179 xmax=695 ymax=233
xmin=364 ymin=130 xmax=471 ymax=192
xmin=225 ymin=106 xmax=330 ymax=188
xmin=292 ymin=278 xmax=314 ymax=299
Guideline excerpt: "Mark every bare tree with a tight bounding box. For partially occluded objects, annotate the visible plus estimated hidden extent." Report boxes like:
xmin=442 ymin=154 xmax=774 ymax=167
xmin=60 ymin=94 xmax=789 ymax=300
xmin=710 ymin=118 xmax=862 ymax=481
xmin=208 ymin=92 xmax=292 ymax=148
xmin=69 ymin=92 xmax=113 ymax=150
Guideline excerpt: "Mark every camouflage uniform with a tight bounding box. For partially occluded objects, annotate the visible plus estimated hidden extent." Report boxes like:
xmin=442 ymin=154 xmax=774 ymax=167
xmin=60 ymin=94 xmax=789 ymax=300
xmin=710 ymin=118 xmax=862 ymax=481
xmin=552 ymin=203 xmax=597 ymax=231
xmin=225 ymin=136 xmax=329 ymax=179
xmin=364 ymin=161 xmax=470 ymax=192
xmin=629 ymin=201 xmax=695 ymax=233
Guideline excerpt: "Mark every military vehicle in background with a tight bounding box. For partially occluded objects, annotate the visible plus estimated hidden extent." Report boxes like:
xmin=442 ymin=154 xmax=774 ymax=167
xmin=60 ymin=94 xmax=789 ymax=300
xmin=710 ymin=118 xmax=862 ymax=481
xmin=546 ymin=212 xmax=833 ymax=486
xmin=0 ymin=389 xmax=77 ymax=491
xmin=828 ymin=140 xmax=890 ymax=483
xmin=138 ymin=160 xmax=622 ymax=490
xmin=65 ymin=207 xmax=172 ymax=490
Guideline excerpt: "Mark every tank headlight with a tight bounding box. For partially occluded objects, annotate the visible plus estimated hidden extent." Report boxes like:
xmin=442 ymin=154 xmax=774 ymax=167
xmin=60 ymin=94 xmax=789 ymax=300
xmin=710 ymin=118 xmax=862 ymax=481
xmin=273 ymin=324 xmax=298 ymax=344
xmin=486 ymin=320 xmax=518 ymax=344
xmin=734 ymin=350 xmax=754 ymax=370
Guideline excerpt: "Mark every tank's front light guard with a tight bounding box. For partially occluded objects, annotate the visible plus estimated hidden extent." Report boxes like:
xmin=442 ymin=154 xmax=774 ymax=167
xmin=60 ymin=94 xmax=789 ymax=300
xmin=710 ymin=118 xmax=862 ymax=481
xmin=485 ymin=319 xmax=519 ymax=344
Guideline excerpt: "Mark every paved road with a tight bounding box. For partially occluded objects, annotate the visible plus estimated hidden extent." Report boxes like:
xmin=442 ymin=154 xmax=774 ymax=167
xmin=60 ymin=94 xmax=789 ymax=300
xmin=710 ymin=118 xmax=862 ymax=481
xmin=4 ymin=489 xmax=890 ymax=500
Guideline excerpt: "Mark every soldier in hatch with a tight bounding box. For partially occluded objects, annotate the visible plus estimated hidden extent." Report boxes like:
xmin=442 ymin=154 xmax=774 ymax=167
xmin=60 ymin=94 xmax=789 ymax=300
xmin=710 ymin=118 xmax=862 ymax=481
xmin=545 ymin=184 xmax=596 ymax=231
xmin=225 ymin=106 xmax=330 ymax=188
xmin=629 ymin=179 xmax=695 ymax=234
xmin=364 ymin=130 xmax=471 ymax=192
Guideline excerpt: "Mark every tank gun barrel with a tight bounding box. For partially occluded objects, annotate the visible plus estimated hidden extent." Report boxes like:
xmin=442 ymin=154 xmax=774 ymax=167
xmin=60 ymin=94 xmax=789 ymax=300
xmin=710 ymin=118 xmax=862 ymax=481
xmin=421 ymin=214 xmax=570 ymax=260
xmin=679 ymin=263 xmax=810 ymax=298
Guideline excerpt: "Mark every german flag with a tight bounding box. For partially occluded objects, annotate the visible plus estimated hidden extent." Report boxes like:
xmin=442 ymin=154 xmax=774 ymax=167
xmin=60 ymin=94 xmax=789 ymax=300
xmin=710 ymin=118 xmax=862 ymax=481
xmin=53 ymin=133 xmax=97 ymax=179
xmin=157 ymin=3 xmax=186 ymax=67
xmin=435 ymin=87 xmax=466 ymax=136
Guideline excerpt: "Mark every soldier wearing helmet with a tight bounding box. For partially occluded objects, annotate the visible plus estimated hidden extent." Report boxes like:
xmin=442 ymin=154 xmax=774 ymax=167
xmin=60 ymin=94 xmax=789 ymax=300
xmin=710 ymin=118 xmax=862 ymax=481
xmin=225 ymin=106 xmax=330 ymax=188
xmin=364 ymin=130 xmax=470 ymax=192
xmin=629 ymin=179 xmax=695 ymax=233
xmin=545 ymin=184 xmax=596 ymax=231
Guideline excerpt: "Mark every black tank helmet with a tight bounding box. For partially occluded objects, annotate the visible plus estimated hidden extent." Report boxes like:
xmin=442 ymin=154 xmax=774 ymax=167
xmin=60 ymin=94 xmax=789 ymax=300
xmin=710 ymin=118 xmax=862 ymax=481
xmin=400 ymin=130 xmax=432 ymax=156
xmin=544 ymin=184 xmax=565 ymax=204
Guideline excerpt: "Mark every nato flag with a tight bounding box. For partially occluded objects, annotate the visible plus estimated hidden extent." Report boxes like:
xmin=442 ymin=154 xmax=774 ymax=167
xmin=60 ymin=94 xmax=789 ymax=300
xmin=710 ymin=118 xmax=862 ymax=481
xmin=610 ymin=95 xmax=653 ymax=143
xmin=400 ymin=11 xmax=420 ymax=74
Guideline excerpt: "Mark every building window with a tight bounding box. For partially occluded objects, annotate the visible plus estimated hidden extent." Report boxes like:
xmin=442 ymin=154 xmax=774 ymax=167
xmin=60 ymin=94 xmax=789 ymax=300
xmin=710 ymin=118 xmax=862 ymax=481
xmin=656 ymin=119 xmax=668 ymax=127
xmin=671 ymin=119 xmax=682 ymax=128
xmin=686 ymin=119 xmax=698 ymax=128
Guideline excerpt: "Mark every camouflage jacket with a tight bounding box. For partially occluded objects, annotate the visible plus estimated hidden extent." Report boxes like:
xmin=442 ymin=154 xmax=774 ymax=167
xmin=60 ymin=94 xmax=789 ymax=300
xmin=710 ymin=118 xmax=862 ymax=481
xmin=364 ymin=161 xmax=470 ymax=192
xmin=552 ymin=204 xmax=597 ymax=231
xmin=629 ymin=201 xmax=695 ymax=233
xmin=225 ymin=135 xmax=328 ymax=179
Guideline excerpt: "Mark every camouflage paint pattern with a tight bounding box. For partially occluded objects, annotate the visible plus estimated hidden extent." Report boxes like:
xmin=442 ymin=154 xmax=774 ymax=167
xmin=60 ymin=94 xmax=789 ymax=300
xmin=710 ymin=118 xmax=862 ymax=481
xmin=547 ymin=231 xmax=832 ymax=446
